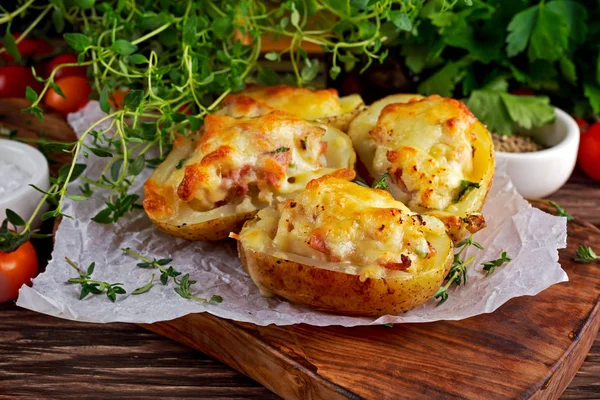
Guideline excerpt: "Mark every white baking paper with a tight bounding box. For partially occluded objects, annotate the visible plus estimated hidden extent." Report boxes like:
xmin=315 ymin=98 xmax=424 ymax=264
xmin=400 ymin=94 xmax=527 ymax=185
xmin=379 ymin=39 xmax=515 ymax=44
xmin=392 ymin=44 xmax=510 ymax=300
xmin=16 ymin=101 xmax=568 ymax=326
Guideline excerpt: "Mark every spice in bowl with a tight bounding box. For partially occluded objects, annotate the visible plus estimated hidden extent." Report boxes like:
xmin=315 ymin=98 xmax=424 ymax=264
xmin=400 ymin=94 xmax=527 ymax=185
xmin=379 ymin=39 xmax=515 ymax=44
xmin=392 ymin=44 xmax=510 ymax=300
xmin=492 ymin=133 xmax=544 ymax=153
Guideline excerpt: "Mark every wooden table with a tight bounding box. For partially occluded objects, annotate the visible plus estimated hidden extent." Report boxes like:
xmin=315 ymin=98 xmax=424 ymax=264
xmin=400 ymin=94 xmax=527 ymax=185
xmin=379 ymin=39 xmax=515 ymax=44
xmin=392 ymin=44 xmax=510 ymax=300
xmin=0 ymin=171 xmax=597 ymax=399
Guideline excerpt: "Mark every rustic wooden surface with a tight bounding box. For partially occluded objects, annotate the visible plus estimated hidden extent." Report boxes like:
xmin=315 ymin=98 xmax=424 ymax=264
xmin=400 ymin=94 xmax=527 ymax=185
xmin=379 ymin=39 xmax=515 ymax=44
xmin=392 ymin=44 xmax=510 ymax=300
xmin=0 ymin=98 xmax=600 ymax=399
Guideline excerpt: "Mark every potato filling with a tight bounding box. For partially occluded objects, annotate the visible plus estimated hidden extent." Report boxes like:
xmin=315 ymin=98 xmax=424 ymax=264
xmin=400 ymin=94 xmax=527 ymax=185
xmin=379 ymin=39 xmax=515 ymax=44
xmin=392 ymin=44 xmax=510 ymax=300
xmin=247 ymin=171 xmax=448 ymax=275
xmin=369 ymin=95 xmax=477 ymax=211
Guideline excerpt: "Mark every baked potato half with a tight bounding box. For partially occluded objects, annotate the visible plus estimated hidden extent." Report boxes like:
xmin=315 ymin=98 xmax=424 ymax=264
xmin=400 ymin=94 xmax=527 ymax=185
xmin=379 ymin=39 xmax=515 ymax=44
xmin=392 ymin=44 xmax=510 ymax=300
xmin=218 ymin=84 xmax=364 ymax=132
xmin=144 ymin=112 xmax=356 ymax=241
xmin=348 ymin=94 xmax=495 ymax=242
xmin=236 ymin=170 xmax=454 ymax=316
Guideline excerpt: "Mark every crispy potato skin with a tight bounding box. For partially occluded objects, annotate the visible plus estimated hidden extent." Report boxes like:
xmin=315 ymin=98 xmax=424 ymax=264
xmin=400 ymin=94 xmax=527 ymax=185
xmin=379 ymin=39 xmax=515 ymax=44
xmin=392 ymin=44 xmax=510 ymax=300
xmin=316 ymin=103 xmax=366 ymax=132
xmin=237 ymin=239 xmax=453 ymax=316
xmin=149 ymin=211 xmax=257 ymax=241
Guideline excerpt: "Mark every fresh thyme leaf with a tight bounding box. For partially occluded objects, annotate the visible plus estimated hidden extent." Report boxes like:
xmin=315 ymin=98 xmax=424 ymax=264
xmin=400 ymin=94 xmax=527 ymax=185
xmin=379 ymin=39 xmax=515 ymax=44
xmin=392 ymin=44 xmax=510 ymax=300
xmin=456 ymin=180 xmax=480 ymax=202
xmin=481 ymin=250 xmax=512 ymax=276
xmin=372 ymin=173 xmax=389 ymax=190
xmin=381 ymin=323 xmax=394 ymax=328
xmin=175 ymin=159 xmax=185 ymax=169
xmin=122 ymin=248 xmax=222 ymax=303
xmin=65 ymin=257 xmax=126 ymax=301
xmin=548 ymin=201 xmax=573 ymax=221
xmin=270 ymin=147 xmax=290 ymax=154
xmin=133 ymin=274 xmax=155 ymax=295
xmin=574 ymin=245 xmax=600 ymax=263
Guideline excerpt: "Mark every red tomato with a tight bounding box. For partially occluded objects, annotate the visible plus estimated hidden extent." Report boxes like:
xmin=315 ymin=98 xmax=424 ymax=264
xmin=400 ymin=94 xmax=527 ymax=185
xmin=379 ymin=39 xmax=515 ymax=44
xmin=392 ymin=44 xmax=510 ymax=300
xmin=510 ymin=88 xmax=535 ymax=96
xmin=178 ymin=104 xmax=193 ymax=115
xmin=575 ymin=118 xmax=589 ymax=132
xmin=44 ymin=53 xmax=87 ymax=80
xmin=0 ymin=241 xmax=38 ymax=303
xmin=44 ymin=76 xmax=91 ymax=116
xmin=109 ymin=88 xmax=129 ymax=109
xmin=578 ymin=123 xmax=600 ymax=181
xmin=0 ymin=33 xmax=53 ymax=62
xmin=0 ymin=65 xmax=41 ymax=98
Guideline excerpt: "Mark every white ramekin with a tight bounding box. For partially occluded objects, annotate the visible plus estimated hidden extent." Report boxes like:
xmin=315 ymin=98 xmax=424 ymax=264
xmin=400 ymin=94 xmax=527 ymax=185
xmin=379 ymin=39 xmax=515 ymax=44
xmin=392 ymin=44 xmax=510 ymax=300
xmin=496 ymin=107 xmax=579 ymax=198
xmin=0 ymin=139 xmax=49 ymax=230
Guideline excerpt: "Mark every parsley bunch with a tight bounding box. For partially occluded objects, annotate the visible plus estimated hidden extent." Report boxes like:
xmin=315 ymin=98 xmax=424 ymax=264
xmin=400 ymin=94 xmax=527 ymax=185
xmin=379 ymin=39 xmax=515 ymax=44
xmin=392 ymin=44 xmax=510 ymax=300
xmin=0 ymin=0 xmax=458 ymax=252
xmin=396 ymin=0 xmax=598 ymax=132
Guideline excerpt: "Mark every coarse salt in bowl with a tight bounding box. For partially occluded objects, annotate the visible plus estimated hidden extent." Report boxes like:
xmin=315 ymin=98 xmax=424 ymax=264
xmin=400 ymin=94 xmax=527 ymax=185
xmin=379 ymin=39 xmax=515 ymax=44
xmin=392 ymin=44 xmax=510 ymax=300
xmin=0 ymin=139 xmax=49 ymax=230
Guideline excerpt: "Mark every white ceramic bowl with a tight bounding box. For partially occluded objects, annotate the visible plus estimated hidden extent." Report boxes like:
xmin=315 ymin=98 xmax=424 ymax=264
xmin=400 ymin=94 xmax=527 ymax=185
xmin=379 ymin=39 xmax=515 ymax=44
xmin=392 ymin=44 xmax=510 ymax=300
xmin=496 ymin=107 xmax=579 ymax=198
xmin=0 ymin=139 xmax=49 ymax=230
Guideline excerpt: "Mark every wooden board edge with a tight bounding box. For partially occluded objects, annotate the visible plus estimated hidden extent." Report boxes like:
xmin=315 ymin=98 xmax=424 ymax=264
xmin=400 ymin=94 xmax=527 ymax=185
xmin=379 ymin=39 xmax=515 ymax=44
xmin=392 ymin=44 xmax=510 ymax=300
xmin=141 ymin=313 xmax=362 ymax=400
xmin=529 ymin=294 xmax=600 ymax=399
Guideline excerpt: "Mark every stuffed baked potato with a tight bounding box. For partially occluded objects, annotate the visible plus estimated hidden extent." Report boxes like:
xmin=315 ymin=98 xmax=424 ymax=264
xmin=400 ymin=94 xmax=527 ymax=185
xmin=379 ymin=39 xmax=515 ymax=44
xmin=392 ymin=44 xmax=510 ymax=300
xmin=348 ymin=94 xmax=495 ymax=242
xmin=218 ymin=84 xmax=364 ymax=132
xmin=236 ymin=169 xmax=454 ymax=316
xmin=143 ymin=111 xmax=356 ymax=241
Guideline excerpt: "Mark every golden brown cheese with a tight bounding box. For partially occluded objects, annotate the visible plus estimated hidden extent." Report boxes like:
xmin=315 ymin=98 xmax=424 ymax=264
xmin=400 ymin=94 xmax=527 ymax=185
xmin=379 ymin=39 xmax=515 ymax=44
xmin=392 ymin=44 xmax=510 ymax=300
xmin=219 ymin=84 xmax=360 ymax=121
xmin=244 ymin=171 xmax=449 ymax=279
xmin=144 ymin=111 xmax=356 ymax=226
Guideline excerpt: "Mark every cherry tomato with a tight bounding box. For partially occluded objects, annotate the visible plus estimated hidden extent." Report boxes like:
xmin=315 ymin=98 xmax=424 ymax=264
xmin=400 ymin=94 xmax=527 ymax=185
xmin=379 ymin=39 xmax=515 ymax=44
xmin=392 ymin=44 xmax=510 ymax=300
xmin=0 ymin=241 xmax=38 ymax=303
xmin=108 ymin=88 xmax=129 ymax=109
xmin=0 ymin=33 xmax=53 ymax=62
xmin=44 ymin=76 xmax=91 ymax=116
xmin=44 ymin=53 xmax=87 ymax=80
xmin=578 ymin=122 xmax=600 ymax=181
xmin=0 ymin=65 xmax=42 ymax=98
xmin=575 ymin=118 xmax=589 ymax=132
xmin=510 ymin=88 xmax=535 ymax=96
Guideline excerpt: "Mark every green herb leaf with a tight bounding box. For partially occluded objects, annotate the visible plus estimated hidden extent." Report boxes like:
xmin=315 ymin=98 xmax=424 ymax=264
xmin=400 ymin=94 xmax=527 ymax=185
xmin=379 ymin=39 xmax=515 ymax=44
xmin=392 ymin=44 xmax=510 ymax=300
xmin=270 ymin=147 xmax=289 ymax=154
xmin=25 ymin=87 xmax=38 ymax=102
xmin=52 ymin=8 xmax=65 ymax=33
xmin=418 ymin=61 xmax=468 ymax=97
xmin=128 ymin=155 xmax=145 ymax=176
xmin=74 ymin=0 xmax=95 ymax=9
xmin=456 ymin=180 xmax=480 ymax=202
xmin=133 ymin=274 xmax=155 ymax=295
xmin=466 ymin=90 xmax=512 ymax=135
xmin=99 ymin=86 xmax=110 ymax=113
xmin=499 ymin=93 xmax=556 ymax=130
xmin=111 ymin=159 xmax=123 ymax=182
xmin=481 ymin=250 xmax=512 ymax=276
xmin=64 ymin=33 xmax=91 ymax=52
xmin=527 ymin=4 xmax=569 ymax=62
xmin=127 ymin=54 xmax=148 ymax=64
xmin=301 ymin=59 xmax=320 ymax=82
xmin=506 ymin=5 xmax=537 ymax=57
xmin=573 ymin=245 xmax=600 ymax=263
xmin=58 ymin=163 xmax=87 ymax=184
xmin=389 ymin=11 xmax=411 ymax=31
xmin=372 ymin=173 xmax=389 ymax=190
xmin=548 ymin=200 xmax=573 ymax=221
xmin=3 ymin=31 xmax=20 ymax=62
xmin=111 ymin=39 xmax=138 ymax=56
xmin=5 ymin=209 xmax=25 ymax=226
xmin=123 ymin=90 xmax=144 ymax=109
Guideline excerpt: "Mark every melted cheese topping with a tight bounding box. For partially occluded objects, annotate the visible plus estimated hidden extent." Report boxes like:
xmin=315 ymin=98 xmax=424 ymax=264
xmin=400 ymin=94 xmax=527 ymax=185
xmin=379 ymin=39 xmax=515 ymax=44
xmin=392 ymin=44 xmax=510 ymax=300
xmin=219 ymin=84 xmax=363 ymax=120
xmin=350 ymin=95 xmax=478 ymax=211
xmin=144 ymin=112 xmax=356 ymax=225
xmin=241 ymin=172 xmax=449 ymax=279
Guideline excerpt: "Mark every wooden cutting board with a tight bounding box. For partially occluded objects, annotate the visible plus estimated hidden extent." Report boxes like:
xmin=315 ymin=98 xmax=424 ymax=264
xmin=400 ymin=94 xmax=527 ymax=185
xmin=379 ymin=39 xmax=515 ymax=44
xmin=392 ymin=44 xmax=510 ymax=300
xmin=4 ymin=98 xmax=598 ymax=399
xmin=141 ymin=219 xmax=600 ymax=399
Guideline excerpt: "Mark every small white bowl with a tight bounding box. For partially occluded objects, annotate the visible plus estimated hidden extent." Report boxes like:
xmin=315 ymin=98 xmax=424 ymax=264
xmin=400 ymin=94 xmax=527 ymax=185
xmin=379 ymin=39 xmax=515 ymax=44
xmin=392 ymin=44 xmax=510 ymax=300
xmin=0 ymin=139 xmax=49 ymax=230
xmin=496 ymin=107 xmax=579 ymax=198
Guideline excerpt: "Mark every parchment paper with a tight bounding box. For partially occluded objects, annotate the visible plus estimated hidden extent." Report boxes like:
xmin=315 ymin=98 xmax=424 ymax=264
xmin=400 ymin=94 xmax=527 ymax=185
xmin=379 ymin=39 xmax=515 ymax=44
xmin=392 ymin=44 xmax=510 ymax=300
xmin=16 ymin=102 xmax=568 ymax=326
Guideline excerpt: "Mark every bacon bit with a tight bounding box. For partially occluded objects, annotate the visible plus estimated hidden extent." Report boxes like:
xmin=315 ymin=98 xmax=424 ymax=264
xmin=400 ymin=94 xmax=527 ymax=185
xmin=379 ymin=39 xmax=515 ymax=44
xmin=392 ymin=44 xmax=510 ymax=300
xmin=270 ymin=148 xmax=292 ymax=166
xmin=307 ymin=228 xmax=330 ymax=255
xmin=380 ymin=254 xmax=412 ymax=271
xmin=320 ymin=141 xmax=328 ymax=154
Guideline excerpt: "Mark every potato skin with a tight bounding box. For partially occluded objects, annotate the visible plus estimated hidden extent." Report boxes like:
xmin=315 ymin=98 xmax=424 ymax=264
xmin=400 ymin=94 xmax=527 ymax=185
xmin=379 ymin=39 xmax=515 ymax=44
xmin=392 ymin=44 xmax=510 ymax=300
xmin=149 ymin=211 xmax=257 ymax=241
xmin=238 ymin=239 xmax=453 ymax=316
xmin=316 ymin=103 xmax=366 ymax=132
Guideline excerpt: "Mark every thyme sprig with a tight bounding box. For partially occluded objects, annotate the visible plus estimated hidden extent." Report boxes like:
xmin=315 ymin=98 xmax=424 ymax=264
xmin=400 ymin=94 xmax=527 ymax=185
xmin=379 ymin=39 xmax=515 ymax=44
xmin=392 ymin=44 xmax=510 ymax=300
xmin=372 ymin=172 xmax=390 ymax=190
xmin=122 ymin=247 xmax=222 ymax=303
xmin=65 ymin=257 xmax=126 ymax=302
xmin=573 ymin=245 xmax=600 ymax=263
xmin=481 ymin=250 xmax=511 ymax=276
xmin=530 ymin=199 xmax=573 ymax=221
xmin=433 ymin=236 xmax=482 ymax=305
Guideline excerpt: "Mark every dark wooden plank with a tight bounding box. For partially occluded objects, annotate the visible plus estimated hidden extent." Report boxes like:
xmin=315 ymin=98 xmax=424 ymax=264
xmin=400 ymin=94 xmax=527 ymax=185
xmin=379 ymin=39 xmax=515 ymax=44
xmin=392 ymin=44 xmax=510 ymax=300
xmin=0 ymin=303 xmax=278 ymax=400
